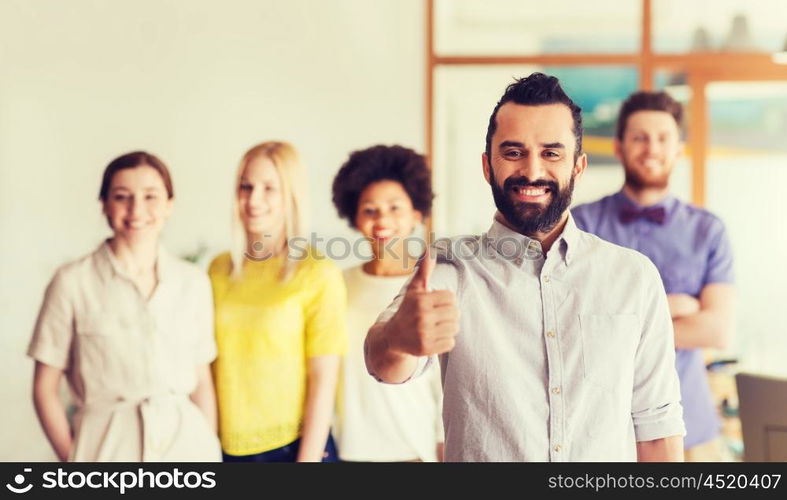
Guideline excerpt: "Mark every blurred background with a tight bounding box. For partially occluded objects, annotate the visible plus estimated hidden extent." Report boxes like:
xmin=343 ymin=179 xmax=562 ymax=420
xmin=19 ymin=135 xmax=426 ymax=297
xmin=2 ymin=0 xmax=786 ymax=461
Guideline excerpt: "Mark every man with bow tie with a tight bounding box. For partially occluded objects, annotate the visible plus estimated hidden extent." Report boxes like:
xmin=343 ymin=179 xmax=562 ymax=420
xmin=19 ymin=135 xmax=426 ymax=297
xmin=572 ymin=91 xmax=736 ymax=462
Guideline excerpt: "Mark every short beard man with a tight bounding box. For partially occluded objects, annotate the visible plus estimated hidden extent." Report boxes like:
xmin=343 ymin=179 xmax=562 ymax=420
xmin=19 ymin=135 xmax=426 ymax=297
xmin=489 ymin=168 xmax=576 ymax=235
xmin=622 ymin=156 xmax=670 ymax=191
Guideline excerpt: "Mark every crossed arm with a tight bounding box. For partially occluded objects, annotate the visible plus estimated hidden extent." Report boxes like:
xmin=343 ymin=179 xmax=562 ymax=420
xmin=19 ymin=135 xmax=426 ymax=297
xmin=668 ymin=283 xmax=736 ymax=350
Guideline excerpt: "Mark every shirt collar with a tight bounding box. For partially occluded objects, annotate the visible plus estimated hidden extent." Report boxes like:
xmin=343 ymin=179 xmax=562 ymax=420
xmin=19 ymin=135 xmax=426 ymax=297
xmin=94 ymin=239 xmax=172 ymax=283
xmin=613 ymin=189 xmax=679 ymax=219
xmin=485 ymin=212 xmax=579 ymax=267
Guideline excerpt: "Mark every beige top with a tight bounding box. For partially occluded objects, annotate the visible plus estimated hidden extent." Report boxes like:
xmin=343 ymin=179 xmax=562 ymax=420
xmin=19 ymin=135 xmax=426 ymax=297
xmin=28 ymin=241 xmax=221 ymax=462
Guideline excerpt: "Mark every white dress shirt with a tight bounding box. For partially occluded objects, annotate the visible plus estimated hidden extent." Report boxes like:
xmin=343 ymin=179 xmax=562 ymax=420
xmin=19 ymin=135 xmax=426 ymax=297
xmin=374 ymin=215 xmax=685 ymax=462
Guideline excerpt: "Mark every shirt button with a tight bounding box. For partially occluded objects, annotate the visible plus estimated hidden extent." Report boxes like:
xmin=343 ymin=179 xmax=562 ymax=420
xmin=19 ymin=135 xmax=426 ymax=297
xmin=543 ymin=275 xmax=551 ymax=283
xmin=546 ymin=330 xmax=555 ymax=338
xmin=554 ymin=444 xmax=561 ymax=452
xmin=552 ymin=386 xmax=561 ymax=395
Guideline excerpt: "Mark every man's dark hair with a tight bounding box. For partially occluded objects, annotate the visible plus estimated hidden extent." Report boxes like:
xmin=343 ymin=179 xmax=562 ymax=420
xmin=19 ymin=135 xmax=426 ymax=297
xmin=332 ymin=145 xmax=434 ymax=228
xmin=485 ymin=72 xmax=583 ymax=161
xmin=616 ymin=91 xmax=683 ymax=140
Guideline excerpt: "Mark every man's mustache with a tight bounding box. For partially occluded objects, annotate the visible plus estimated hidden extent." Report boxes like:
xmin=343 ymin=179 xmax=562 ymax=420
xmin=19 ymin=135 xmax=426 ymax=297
xmin=502 ymin=176 xmax=558 ymax=192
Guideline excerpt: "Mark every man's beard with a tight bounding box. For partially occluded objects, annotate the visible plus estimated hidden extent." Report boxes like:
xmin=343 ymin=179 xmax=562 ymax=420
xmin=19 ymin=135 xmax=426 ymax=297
xmin=622 ymin=157 xmax=670 ymax=191
xmin=489 ymin=168 xmax=575 ymax=236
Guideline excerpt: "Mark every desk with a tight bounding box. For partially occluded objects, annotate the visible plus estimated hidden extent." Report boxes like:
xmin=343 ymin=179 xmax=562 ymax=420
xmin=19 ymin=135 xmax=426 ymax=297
xmin=707 ymin=366 xmax=743 ymax=461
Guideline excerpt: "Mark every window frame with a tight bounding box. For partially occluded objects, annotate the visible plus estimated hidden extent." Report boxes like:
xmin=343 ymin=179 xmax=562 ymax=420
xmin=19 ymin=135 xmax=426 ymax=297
xmin=425 ymin=0 xmax=787 ymax=214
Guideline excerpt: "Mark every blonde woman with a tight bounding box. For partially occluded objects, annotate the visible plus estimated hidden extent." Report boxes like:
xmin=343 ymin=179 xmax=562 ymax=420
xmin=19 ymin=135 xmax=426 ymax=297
xmin=331 ymin=145 xmax=444 ymax=462
xmin=28 ymin=151 xmax=221 ymax=462
xmin=209 ymin=141 xmax=347 ymax=462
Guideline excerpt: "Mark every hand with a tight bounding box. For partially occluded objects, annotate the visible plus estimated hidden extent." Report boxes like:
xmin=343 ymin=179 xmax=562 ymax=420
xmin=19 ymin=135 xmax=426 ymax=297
xmin=667 ymin=293 xmax=700 ymax=319
xmin=436 ymin=442 xmax=445 ymax=462
xmin=383 ymin=248 xmax=459 ymax=357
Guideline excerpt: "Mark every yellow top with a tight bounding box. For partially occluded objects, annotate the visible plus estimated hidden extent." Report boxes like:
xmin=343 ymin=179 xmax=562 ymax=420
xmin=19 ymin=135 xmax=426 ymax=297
xmin=208 ymin=249 xmax=347 ymax=456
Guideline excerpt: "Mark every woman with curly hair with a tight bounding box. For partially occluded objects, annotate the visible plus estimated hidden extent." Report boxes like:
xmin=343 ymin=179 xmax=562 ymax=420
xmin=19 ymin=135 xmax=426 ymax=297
xmin=332 ymin=145 xmax=444 ymax=462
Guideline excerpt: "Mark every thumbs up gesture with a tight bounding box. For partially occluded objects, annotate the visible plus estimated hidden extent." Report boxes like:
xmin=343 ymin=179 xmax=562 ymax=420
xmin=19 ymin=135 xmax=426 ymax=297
xmin=383 ymin=247 xmax=460 ymax=356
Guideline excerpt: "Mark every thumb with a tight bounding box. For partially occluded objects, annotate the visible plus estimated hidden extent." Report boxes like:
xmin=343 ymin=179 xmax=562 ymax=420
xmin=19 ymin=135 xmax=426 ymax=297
xmin=408 ymin=246 xmax=435 ymax=293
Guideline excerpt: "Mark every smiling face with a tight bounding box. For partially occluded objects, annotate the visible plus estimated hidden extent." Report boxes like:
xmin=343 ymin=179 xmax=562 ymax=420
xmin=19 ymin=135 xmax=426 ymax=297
xmin=355 ymin=180 xmax=422 ymax=249
xmin=617 ymin=110 xmax=683 ymax=191
xmin=237 ymin=155 xmax=286 ymax=242
xmin=483 ymin=102 xmax=586 ymax=235
xmin=102 ymin=165 xmax=173 ymax=243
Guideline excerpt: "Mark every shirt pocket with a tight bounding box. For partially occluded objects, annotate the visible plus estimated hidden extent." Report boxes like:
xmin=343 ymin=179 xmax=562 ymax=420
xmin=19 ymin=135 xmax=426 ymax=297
xmin=579 ymin=313 xmax=638 ymax=392
xmin=74 ymin=315 xmax=117 ymax=377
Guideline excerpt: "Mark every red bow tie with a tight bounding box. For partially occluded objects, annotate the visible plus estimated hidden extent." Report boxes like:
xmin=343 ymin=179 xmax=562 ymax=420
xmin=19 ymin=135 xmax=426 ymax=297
xmin=619 ymin=205 xmax=666 ymax=225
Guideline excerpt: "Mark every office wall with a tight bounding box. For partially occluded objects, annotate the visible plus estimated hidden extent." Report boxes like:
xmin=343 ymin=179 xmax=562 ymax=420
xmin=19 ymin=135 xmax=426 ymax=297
xmin=0 ymin=0 xmax=424 ymax=460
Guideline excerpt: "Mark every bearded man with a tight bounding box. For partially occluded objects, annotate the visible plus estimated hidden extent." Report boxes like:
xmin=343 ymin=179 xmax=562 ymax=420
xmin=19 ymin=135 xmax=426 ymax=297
xmin=364 ymin=74 xmax=686 ymax=462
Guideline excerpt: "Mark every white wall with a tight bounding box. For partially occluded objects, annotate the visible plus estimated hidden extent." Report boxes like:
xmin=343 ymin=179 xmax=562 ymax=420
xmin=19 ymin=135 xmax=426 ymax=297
xmin=0 ymin=0 xmax=424 ymax=461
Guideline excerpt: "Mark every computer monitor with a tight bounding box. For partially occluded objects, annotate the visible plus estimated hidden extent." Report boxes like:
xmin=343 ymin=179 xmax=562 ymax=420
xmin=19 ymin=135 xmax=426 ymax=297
xmin=735 ymin=372 xmax=787 ymax=462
